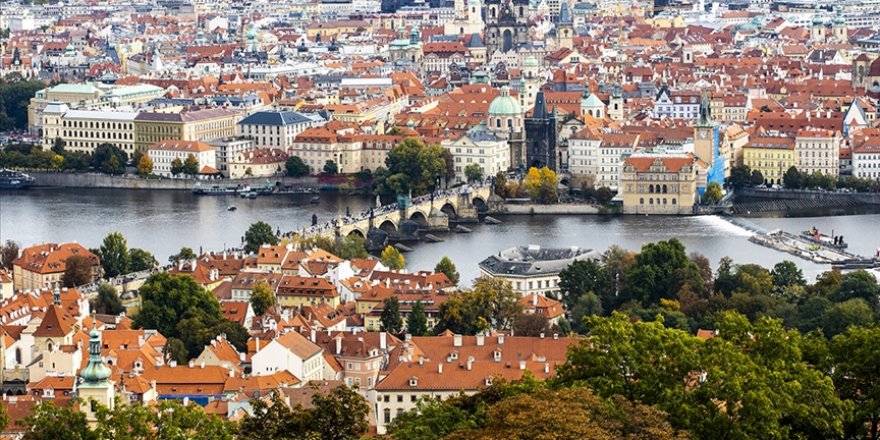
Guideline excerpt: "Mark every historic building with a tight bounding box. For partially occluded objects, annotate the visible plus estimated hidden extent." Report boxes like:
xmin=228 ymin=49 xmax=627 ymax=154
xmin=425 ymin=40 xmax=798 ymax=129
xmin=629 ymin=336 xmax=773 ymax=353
xmin=795 ymin=128 xmax=841 ymax=178
xmin=484 ymin=0 xmax=530 ymax=54
xmin=444 ymin=0 xmax=483 ymax=36
xmin=441 ymin=123 xmax=511 ymax=185
xmin=524 ymin=91 xmax=559 ymax=170
xmin=693 ymin=94 xmax=727 ymax=192
xmin=78 ymin=322 xmax=115 ymax=426
xmin=619 ymin=154 xmax=697 ymax=215
xmin=487 ymin=86 xmax=526 ymax=169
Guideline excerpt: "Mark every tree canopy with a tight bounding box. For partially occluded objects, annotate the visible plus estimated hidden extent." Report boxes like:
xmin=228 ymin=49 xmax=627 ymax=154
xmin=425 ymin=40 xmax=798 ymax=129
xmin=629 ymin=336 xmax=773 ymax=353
xmin=244 ymin=221 xmax=278 ymax=253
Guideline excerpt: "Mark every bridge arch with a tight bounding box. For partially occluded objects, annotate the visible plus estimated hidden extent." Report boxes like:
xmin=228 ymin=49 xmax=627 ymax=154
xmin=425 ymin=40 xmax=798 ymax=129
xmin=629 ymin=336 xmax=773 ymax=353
xmin=347 ymin=228 xmax=366 ymax=239
xmin=409 ymin=211 xmax=429 ymax=228
xmin=440 ymin=202 xmax=457 ymax=218
xmin=471 ymin=196 xmax=487 ymax=212
xmin=378 ymin=219 xmax=398 ymax=236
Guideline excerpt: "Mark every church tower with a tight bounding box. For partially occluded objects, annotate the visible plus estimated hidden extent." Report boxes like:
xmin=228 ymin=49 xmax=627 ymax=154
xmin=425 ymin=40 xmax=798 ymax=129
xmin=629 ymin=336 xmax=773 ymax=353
xmin=832 ymin=7 xmax=847 ymax=43
xmin=810 ymin=7 xmax=826 ymax=43
xmin=609 ymin=84 xmax=624 ymax=121
xmin=521 ymin=55 xmax=540 ymax=110
xmin=693 ymin=93 xmax=715 ymax=167
xmin=78 ymin=321 xmax=114 ymax=426
xmin=524 ymin=91 xmax=558 ymax=170
xmin=485 ymin=0 xmax=530 ymax=54
xmin=556 ymin=0 xmax=574 ymax=50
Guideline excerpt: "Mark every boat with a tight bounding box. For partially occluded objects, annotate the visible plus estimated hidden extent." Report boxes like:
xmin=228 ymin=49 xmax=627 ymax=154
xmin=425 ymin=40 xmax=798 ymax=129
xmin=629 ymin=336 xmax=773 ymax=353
xmin=227 ymin=206 xmax=237 ymax=211
xmin=801 ymin=227 xmax=848 ymax=249
xmin=310 ymin=196 xmax=320 ymax=205
xmin=193 ymin=183 xmax=238 ymax=195
xmin=240 ymin=190 xmax=258 ymax=199
xmin=0 ymin=169 xmax=35 ymax=189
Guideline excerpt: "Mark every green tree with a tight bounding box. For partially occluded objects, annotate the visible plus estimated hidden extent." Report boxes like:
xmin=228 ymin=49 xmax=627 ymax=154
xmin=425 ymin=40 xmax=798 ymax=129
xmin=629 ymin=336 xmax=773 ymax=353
xmin=381 ymin=138 xmax=448 ymax=196
xmin=381 ymin=245 xmax=405 ymax=270
xmin=336 ymin=234 xmax=368 ymax=260
xmin=702 ymin=181 xmax=723 ymax=204
xmin=239 ymin=386 xmax=369 ymax=440
xmin=91 ymin=143 xmax=127 ymax=172
xmin=831 ymin=269 xmax=879 ymax=308
xmin=184 ymin=153 xmax=200 ymax=176
xmin=407 ymin=301 xmax=429 ymax=336
xmin=0 ymin=239 xmax=19 ymax=270
xmin=129 ymin=248 xmax=158 ymax=272
xmin=244 ymin=221 xmax=278 ymax=253
xmin=137 ymin=153 xmax=153 ymax=176
xmin=238 ymin=391 xmax=310 ymax=440
xmin=92 ymin=283 xmax=124 ymax=315
xmin=512 ymin=313 xmax=552 ymax=337
xmin=821 ymin=298 xmax=874 ymax=337
xmin=285 ymin=156 xmax=309 ymax=177
xmin=164 ymin=337 xmax=188 ymax=364
xmin=101 ymin=154 xmax=124 ymax=175
xmin=831 ymin=325 xmax=880 ymax=440
xmin=309 ymin=382 xmax=371 ymax=439
xmin=168 ymin=247 xmax=197 ymax=264
xmin=99 ymin=232 xmax=131 ymax=278
xmin=493 ymin=171 xmax=508 ymax=197
xmin=568 ymin=292 xmax=603 ymax=334
xmin=62 ymin=254 xmax=94 ymax=287
xmin=464 ymin=163 xmax=484 ymax=183
xmin=783 ymin=166 xmax=803 ymax=189
xmin=250 ymin=281 xmax=275 ymax=316
xmin=436 ymin=277 xmax=521 ymax=334
xmin=386 ymin=397 xmax=479 ymax=440
xmin=19 ymin=400 xmax=95 ymax=440
xmin=558 ymin=259 xmax=611 ymax=311
xmin=750 ymin=169 xmax=765 ymax=186
xmin=625 ymin=238 xmax=700 ymax=305
xmin=434 ymin=256 xmax=460 ymax=285
xmin=728 ymin=164 xmax=752 ymax=189
xmin=170 ymin=157 xmax=184 ymax=176
xmin=381 ymin=296 xmax=403 ymax=333
xmin=771 ymin=260 xmax=805 ymax=290
xmin=323 ymin=159 xmax=338 ymax=175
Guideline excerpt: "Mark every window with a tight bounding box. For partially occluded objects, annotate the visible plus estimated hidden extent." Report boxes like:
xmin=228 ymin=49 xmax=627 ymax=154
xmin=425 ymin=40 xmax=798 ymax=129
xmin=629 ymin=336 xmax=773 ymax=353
xmin=384 ymin=408 xmax=391 ymax=423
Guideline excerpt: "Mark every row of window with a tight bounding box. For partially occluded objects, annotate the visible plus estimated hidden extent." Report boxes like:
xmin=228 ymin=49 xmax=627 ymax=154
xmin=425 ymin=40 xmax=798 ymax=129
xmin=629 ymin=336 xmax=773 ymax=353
xmin=639 ymin=197 xmax=678 ymax=205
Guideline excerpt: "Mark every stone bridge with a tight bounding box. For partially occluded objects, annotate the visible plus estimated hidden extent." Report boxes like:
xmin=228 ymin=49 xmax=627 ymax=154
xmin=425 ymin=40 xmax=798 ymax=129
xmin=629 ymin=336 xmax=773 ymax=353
xmin=305 ymin=185 xmax=495 ymax=248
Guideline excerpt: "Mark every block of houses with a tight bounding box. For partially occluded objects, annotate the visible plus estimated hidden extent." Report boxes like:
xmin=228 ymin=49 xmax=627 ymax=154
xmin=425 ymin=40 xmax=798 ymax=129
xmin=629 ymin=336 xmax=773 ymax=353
xmin=12 ymin=243 xmax=100 ymax=290
xmin=251 ymin=331 xmax=325 ymax=381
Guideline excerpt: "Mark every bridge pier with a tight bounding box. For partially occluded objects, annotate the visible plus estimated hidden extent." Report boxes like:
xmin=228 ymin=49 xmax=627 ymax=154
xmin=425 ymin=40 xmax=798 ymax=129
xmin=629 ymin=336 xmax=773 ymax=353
xmin=365 ymin=228 xmax=389 ymax=252
xmin=455 ymin=194 xmax=479 ymax=223
xmin=426 ymin=208 xmax=449 ymax=231
xmin=397 ymin=219 xmax=421 ymax=241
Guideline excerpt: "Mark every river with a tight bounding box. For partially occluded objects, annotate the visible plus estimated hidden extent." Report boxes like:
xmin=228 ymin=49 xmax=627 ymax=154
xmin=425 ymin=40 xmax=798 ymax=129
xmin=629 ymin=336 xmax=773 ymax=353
xmin=2 ymin=188 xmax=878 ymax=284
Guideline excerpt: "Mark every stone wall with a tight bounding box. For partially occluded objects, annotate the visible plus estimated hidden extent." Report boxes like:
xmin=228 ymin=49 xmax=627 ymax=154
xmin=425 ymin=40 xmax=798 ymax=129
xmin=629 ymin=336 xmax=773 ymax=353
xmin=28 ymin=172 xmax=318 ymax=191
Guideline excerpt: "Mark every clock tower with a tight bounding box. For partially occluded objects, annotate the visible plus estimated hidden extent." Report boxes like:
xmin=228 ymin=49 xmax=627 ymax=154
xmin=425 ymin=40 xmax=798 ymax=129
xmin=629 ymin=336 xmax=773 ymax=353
xmin=693 ymin=93 xmax=715 ymax=168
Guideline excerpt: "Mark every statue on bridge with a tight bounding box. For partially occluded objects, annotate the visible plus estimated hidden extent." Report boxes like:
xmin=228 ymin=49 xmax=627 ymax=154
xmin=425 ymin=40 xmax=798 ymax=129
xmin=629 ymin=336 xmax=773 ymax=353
xmin=311 ymin=213 xmax=318 ymax=226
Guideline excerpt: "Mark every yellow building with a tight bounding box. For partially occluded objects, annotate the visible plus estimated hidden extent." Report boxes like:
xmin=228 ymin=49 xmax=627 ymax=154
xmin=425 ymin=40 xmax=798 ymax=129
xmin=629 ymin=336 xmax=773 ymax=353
xmin=134 ymin=108 xmax=238 ymax=153
xmin=277 ymin=276 xmax=341 ymax=308
xmin=619 ymin=154 xmax=697 ymax=215
xmin=29 ymin=82 xmax=164 ymax=132
xmin=41 ymin=102 xmax=138 ymax=158
xmin=743 ymin=136 xmax=795 ymax=185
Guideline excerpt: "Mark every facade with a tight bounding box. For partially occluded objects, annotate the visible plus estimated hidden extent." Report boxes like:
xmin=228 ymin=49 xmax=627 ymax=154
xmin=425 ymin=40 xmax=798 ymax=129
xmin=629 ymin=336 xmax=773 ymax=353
xmin=795 ymin=129 xmax=841 ymax=178
xmin=478 ymin=245 xmax=601 ymax=296
xmin=853 ymin=138 xmax=880 ymax=180
xmin=12 ymin=243 xmax=100 ymax=290
xmin=654 ymin=87 xmax=701 ymax=119
xmin=228 ymin=148 xmax=288 ymax=179
xmin=693 ymin=95 xmax=726 ymax=194
xmin=743 ymin=136 xmax=796 ymax=185
xmin=619 ymin=154 xmax=697 ymax=215
xmin=484 ymin=0 xmax=530 ymax=54
xmin=207 ymin=137 xmax=256 ymax=176
xmin=251 ymin=331 xmax=325 ymax=381
xmin=146 ymin=140 xmax=217 ymax=177
xmin=134 ymin=108 xmax=238 ymax=153
xmin=486 ymin=86 xmax=526 ymax=169
xmin=28 ymin=83 xmax=164 ymax=132
xmin=524 ymin=91 xmax=559 ymax=170
xmin=41 ymin=103 xmax=138 ymax=158
xmin=441 ymin=123 xmax=510 ymax=184
xmin=236 ymin=111 xmax=324 ymax=152
xmin=277 ymin=276 xmax=341 ymax=308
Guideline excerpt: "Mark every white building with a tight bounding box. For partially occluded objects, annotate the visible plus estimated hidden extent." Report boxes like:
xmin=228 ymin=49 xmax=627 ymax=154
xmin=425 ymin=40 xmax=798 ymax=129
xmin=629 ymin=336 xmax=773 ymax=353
xmin=251 ymin=331 xmax=325 ymax=382
xmin=146 ymin=140 xmax=217 ymax=177
xmin=41 ymin=103 xmax=138 ymax=158
xmin=853 ymin=138 xmax=880 ymax=180
xmin=478 ymin=245 xmax=602 ymax=297
xmin=236 ymin=110 xmax=325 ymax=152
xmin=654 ymin=87 xmax=701 ymax=120
xmin=441 ymin=123 xmax=510 ymax=185
xmin=795 ymin=128 xmax=841 ymax=178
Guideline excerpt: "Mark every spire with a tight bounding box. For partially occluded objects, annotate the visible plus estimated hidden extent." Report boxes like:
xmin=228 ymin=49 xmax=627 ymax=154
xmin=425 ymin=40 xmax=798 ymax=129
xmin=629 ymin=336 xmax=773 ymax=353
xmin=80 ymin=319 xmax=112 ymax=384
xmin=53 ymin=286 xmax=61 ymax=306
xmin=533 ymin=90 xmax=548 ymax=119
xmin=558 ymin=0 xmax=572 ymax=25
xmin=698 ymin=92 xmax=713 ymax=126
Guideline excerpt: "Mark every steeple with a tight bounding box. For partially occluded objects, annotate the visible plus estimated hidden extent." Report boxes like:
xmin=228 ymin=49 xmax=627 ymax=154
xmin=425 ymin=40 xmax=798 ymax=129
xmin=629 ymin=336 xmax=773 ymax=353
xmin=533 ymin=90 xmax=548 ymax=119
xmin=697 ymin=92 xmax=713 ymax=127
xmin=80 ymin=320 xmax=111 ymax=385
xmin=53 ymin=286 xmax=61 ymax=306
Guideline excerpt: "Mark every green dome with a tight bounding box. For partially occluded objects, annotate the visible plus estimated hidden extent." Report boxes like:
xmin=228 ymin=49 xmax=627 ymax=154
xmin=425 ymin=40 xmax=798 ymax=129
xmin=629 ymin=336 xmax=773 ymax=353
xmin=834 ymin=9 xmax=845 ymax=25
xmin=812 ymin=8 xmax=823 ymax=26
xmin=489 ymin=86 xmax=522 ymax=116
xmin=523 ymin=55 xmax=538 ymax=68
xmin=81 ymin=323 xmax=111 ymax=384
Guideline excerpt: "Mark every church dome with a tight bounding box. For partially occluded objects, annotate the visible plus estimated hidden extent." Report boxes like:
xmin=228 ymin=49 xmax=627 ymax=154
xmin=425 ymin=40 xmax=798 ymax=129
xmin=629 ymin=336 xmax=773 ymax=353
xmin=812 ymin=8 xmax=823 ymax=26
xmin=80 ymin=324 xmax=111 ymax=384
xmin=523 ymin=55 xmax=538 ymax=68
xmin=834 ymin=9 xmax=845 ymax=25
xmin=488 ymin=86 xmax=522 ymax=116
xmin=467 ymin=0 xmax=479 ymax=6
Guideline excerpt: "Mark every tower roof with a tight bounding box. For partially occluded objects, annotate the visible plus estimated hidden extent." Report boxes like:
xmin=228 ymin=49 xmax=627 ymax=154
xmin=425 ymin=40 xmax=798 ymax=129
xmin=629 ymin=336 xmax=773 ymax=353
xmin=488 ymin=86 xmax=523 ymax=116
xmin=80 ymin=321 xmax=112 ymax=384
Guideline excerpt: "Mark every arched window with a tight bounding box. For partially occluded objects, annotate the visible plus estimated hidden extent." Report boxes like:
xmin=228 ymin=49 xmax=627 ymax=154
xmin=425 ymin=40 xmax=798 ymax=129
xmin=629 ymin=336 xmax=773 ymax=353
xmin=662 ymin=184 xmax=668 ymax=193
xmin=639 ymin=198 xmax=644 ymax=204
xmin=47 ymin=341 xmax=53 ymax=352
xmin=648 ymin=184 xmax=654 ymax=193
xmin=649 ymin=198 xmax=654 ymax=205
xmin=663 ymin=198 xmax=667 ymax=205
xmin=496 ymin=119 xmax=501 ymax=128
xmin=15 ymin=348 xmax=21 ymax=364
xmin=672 ymin=199 xmax=677 ymax=205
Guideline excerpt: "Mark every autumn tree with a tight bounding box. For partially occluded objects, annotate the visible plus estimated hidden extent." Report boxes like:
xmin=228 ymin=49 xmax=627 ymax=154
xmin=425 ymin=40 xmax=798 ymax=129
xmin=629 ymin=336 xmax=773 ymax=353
xmin=380 ymin=296 xmax=403 ymax=334
xmin=434 ymin=256 xmax=460 ymax=285
xmin=170 ymin=157 xmax=184 ymax=176
xmin=184 ymin=153 xmax=200 ymax=176
xmin=62 ymin=255 xmax=94 ymax=287
xmin=250 ymin=281 xmax=275 ymax=316
xmin=137 ymin=153 xmax=153 ymax=176
xmin=523 ymin=167 xmax=558 ymax=203
xmin=381 ymin=245 xmax=405 ymax=270
xmin=0 ymin=239 xmax=19 ymax=270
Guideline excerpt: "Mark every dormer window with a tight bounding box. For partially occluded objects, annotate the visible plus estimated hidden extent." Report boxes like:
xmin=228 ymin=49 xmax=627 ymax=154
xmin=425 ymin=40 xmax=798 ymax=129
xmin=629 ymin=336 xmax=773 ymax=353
xmin=409 ymin=377 xmax=418 ymax=387
xmin=485 ymin=378 xmax=493 ymax=386
xmin=450 ymin=351 xmax=458 ymax=360
xmin=493 ymin=350 xmax=502 ymax=362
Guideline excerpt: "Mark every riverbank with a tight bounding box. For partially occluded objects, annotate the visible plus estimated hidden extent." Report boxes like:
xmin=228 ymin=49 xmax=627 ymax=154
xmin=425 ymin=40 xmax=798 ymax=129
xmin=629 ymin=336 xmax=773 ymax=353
xmin=498 ymin=203 xmax=600 ymax=215
xmin=732 ymin=188 xmax=880 ymax=214
xmin=26 ymin=171 xmax=318 ymax=191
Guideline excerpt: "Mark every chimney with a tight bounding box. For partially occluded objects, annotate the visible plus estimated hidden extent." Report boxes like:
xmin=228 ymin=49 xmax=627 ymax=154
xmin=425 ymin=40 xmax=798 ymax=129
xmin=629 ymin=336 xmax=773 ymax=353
xmin=453 ymin=334 xmax=462 ymax=347
xmin=539 ymin=333 xmax=545 ymax=339
xmin=229 ymin=369 xmax=235 ymax=377
xmin=532 ymin=293 xmax=538 ymax=306
xmin=335 ymin=336 xmax=342 ymax=355
xmin=438 ymin=363 xmax=443 ymax=374
xmin=466 ymin=356 xmax=474 ymax=371
xmin=553 ymin=333 xmax=558 ymax=340
xmin=475 ymin=334 xmax=484 ymax=346
xmin=310 ymin=329 xmax=316 ymax=343
xmin=544 ymin=363 xmax=550 ymax=374
xmin=188 ymin=360 xmax=195 ymax=368
xmin=200 ymin=361 xmax=205 ymax=369
xmin=169 ymin=360 xmax=177 ymax=368
xmin=255 ymin=337 xmax=260 ymax=352
xmin=150 ymin=380 xmax=157 ymax=390
xmin=380 ymin=332 xmax=387 ymax=350
xmin=519 ymin=360 xmax=526 ymax=370
xmin=498 ymin=334 xmax=504 ymax=345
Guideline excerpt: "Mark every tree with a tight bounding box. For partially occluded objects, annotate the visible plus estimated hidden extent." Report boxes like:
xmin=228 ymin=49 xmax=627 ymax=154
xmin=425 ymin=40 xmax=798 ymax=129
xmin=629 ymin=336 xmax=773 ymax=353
xmin=285 ymin=156 xmax=309 ymax=177
xmin=523 ymin=167 xmax=558 ymax=203
xmin=99 ymin=232 xmax=131 ymax=278
xmin=250 ymin=281 xmax=275 ymax=316
xmin=434 ymin=256 xmax=460 ymax=285
xmin=820 ymin=298 xmax=873 ymax=337
xmin=783 ymin=166 xmax=803 ymax=189
xmin=171 ymin=157 xmax=184 ymax=176
xmin=244 ymin=167 xmax=253 ymax=177
xmin=19 ymin=400 xmax=95 ymax=440
xmin=464 ymin=163 xmax=484 ymax=183
xmin=386 ymin=396 xmax=479 ymax=440
xmin=703 ymin=181 xmax=723 ymax=204
xmin=168 ymin=247 xmax=197 ymax=264
xmin=771 ymin=260 xmax=805 ymax=290
xmin=129 ymin=248 xmax=158 ymax=272
xmin=594 ymin=186 xmax=613 ymax=204
xmin=92 ymin=283 xmax=124 ymax=315
xmin=381 ymin=296 xmax=403 ymax=333
xmin=378 ymin=138 xmax=449 ymax=196
xmin=91 ymin=143 xmax=127 ymax=172
xmin=101 ymin=154 xmax=124 ymax=175
xmin=0 ymin=239 xmax=19 ymax=270
xmin=831 ymin=325 xmax=880 ymax=440
xmin=62 ymin=255 xmax=94 ymax=287
xmin=558 ymin=259 xmax=611 ymax=311
xmin=512 ymin=313 xmax=552 ymax=337
xmin=240 ymin=387 xmax=369 ymax=440
xmin=407 ymin=301 xmax=428 ymax=336
xmin=244 ymin=221 xmax=278 ymax=253
xmin=625 ymin=238 xmax=699 ymax=305
xmin=729 ymin=165 xmax=752 ymax=189
xmin=831 ymin=269 xmax=879 ymax=308
xmin=137 ymin=153 xmax=153 ymax=176
xmin=750 ymin=169 xmax=765 ymax=186
xmin=323 ymin=160 xmax=338 ymax=175
xmin=337 ymin=234 xmax=368 ymax=260
xmin=310 ymin=383 xmax=371 ymax=440
xmin=381 ymin=245 xmax=405 ymax=270
xmin=436 ymin=277 xmax=521 ymax=334
xmin=184 ymin=153 xmax=200 ymax=176
xmin=493 ymin=171 xmax=508 ymax=197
